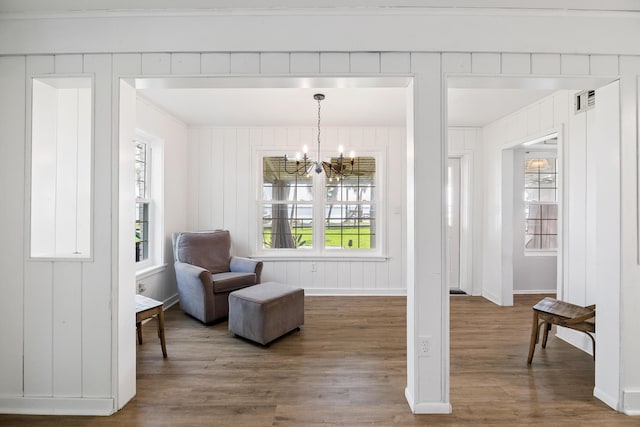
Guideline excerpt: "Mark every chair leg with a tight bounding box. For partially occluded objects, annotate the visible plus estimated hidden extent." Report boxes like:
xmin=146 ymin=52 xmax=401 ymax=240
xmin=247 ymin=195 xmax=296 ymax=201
xmin=541 ymin=322 xmax=552 ymax=348
xmin=157 ymin=310 xmax=168 ymax=358
xmin=136 ymin=322 xmax=143 ymax=344
xmin=586 ymin=332 xmax=596 ymax=361
xmin=527 ymin=311 xmax=540 ymax=365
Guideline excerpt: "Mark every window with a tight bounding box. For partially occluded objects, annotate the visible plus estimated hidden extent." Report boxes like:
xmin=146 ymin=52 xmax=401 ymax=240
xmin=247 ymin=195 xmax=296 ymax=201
xmin=324 ymin=157 xmax=376 ymax=249
xmin=524 ymin=154 xmax=557 ymax=253
xmin=259 ymin=152 xmax=380 ymax=256
xmin=135 ymin=141 xmax=150 ymax=263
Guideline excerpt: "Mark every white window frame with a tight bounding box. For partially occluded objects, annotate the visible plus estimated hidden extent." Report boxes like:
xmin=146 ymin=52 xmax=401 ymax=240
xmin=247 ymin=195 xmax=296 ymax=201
xmin=135 ymin=132 xmax=165 ymax=272
xmin=523 ymin=151 xmax=558 ymax=256
xmin=254 ymin=147 xmax=386 ymax=260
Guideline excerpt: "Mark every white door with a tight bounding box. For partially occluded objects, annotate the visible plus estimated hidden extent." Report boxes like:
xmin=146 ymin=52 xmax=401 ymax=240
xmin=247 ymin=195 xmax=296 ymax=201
xmin=447 ymin=157 xmax=461 ymax=290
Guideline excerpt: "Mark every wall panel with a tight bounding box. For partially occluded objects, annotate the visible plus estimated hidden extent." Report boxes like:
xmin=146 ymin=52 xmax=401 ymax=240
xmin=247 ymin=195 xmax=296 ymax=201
xmin=52 ymin=262 xmax=83 ymax=396
xmin=171 ymin=53 xmax=200 ymax=74
xmin=23 ymin=262 xmax=54 ymax=396
xmin=141 ymin=53 xmax=170 ymax=75
xmin=0 ymin=56 xmax=26 ymax=397
xmin=23 ymin=55 xmax=55 ymax=398
xmin=222 ymin=128 xmax=238 ymax=232
xmin=82 ymin=53 xmax=115 ymax=399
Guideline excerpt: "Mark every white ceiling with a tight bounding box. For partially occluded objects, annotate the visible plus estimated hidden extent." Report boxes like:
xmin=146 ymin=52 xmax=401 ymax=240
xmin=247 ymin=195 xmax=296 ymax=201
xmin=139 ymin=87 xmax=408 ymax=127
xmin=139 ymin=85 xmax=556 ymax=128
xmin=447 ymin=88 xmax=555 ymax=127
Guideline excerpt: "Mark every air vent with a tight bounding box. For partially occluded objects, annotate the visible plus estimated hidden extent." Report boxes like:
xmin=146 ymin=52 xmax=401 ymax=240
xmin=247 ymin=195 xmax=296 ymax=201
xmin=575 ymin=90 xmax=595 ymax=113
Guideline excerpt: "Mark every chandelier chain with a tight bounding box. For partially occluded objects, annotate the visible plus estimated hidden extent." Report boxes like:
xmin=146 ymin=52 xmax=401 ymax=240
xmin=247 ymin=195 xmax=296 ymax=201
xmin=317 ymin=96 xmax=322 ymax=160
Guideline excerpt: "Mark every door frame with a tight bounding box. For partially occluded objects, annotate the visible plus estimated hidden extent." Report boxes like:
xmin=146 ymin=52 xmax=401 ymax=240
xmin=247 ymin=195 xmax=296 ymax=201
xmin=447 ymin=150 xmax=473 ymax=295
xmin=500 ymin=127 xmax=563 ymax=306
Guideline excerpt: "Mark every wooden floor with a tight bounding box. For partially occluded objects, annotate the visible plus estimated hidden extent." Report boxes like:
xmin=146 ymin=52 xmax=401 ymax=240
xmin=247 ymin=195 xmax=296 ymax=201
xmin=1 ymin=294 xmax=636 ymax=426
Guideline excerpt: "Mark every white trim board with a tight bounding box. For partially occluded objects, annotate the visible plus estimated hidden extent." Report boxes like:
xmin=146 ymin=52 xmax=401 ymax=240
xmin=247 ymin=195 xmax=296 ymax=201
xmin=0 ymin=397 xmax=114 ymax=416
xmin=623 ymin=390 xmax=640 ymax=416
xmin=594 ymin=387 xmax=619 ymax=412
xmin=513 ymin=290 xmax=556 ymax=295
xmin=303 ymin=288 xmax=406 ymax=297
xmin=163 ymin=293 xmax=180 ymax=309
xmin=555 ymin=327 xmax=594 ymax=356
xmin=405 ymin=387 xmax=452 ymax=414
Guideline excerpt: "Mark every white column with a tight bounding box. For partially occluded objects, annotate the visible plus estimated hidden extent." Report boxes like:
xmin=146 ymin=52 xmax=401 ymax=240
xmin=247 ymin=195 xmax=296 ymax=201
xmin=405 ymin=52 xmax=451 ymax=414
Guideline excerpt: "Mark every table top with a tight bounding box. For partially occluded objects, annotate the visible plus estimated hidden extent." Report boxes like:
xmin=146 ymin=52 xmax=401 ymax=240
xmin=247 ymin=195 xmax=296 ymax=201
xmin=136 ymin=294 xmax=163 ymax=313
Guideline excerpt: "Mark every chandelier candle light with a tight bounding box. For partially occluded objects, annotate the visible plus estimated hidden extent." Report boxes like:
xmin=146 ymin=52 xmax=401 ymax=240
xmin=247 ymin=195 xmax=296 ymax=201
xmin=283 ymin=93 xmax=355 ymax=179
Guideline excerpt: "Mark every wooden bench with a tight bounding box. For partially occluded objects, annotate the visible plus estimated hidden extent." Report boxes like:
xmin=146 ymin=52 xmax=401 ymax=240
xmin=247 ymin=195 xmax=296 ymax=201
xmin=527 ymin=297 xmax=595 ymax=365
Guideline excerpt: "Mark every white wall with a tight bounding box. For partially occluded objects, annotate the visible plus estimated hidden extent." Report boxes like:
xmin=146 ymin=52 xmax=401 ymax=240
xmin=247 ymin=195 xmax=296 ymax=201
xmin=135 ymin=95 xmax=189 ymax=305
xmin=0 ymin=55 xmax=115 ymax=415
xmin=187 ymin=125 xmax=406 ymax=295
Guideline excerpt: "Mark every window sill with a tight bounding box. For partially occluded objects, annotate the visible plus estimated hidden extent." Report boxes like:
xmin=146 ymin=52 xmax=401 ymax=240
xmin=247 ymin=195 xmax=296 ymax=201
xmin=524 ymin=251 xmax=557 ymax=257
xmin=29 ymin=252 xmax=92 ymax=261
xmin=136 ymin=263 xmax=167 ymax=279
xmin=250 ymin=255 xmax=388 ymax=262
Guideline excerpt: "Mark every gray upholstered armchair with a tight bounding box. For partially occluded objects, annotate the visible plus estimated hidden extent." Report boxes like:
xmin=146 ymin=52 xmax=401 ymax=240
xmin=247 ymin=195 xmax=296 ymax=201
xmin=172 ymin=230 xmax=263 ymax=324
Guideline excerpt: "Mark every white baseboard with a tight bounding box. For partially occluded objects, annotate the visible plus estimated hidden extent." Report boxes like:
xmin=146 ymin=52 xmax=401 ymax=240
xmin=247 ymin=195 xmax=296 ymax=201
xmin=0 ymin=396 xmax=114 ymax=416
xmin=555 ymin=327 xmax=593 ymax=356
xmin=482 ymin=289 xmax=501 ymax=305
xmin=623 ymin=389 xmax=640 ymax=415
xmin=405 ymin=387 xmax=451 ymax=414
xmin=405 ymin=387 xmax=415 ymax=412
xmin=594 ymin=386 xmax=619 ymax=412
xmin=163 ymin=293 xmax=179 ymax=309
xmin=304 ymin=288 xmax=407 ymax=296
xmin=513 ymin=290 xmax=556 ymax=295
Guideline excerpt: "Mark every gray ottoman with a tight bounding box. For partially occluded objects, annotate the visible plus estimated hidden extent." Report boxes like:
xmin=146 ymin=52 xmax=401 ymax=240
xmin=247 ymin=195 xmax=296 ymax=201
xmin=228 ymin=282 xmax=304 ymax=345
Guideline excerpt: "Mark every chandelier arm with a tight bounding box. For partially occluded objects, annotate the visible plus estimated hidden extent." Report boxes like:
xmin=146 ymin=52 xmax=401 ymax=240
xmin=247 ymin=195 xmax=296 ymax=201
xmin=283 ymin=157 xmax=299 ymax=175
xmin=321 ymin=161 xmax=332 ymax=179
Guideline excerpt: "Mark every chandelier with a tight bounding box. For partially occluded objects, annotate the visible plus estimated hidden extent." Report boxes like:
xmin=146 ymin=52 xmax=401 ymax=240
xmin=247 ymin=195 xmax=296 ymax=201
xmin=283 ymin=93 xmax=354 ymax=179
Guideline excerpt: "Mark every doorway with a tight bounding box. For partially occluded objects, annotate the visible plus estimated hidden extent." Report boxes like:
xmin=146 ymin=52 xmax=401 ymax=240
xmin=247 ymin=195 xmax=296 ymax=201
xmin=501 ymin=132 xmax=560 ymax=304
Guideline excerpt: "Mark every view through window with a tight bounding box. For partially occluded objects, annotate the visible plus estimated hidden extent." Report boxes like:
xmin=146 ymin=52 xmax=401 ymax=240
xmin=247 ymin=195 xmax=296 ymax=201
xmin=261 ymin=155 xmax=377 ymax=252
xmin=524 ymin=155 xmax=558 ymax=252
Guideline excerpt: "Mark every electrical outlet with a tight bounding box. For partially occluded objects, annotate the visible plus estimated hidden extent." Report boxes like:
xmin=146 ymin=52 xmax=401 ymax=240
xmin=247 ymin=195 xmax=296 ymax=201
xmin=137 ymin=282 xmax=146 ymax=294
xmin=418 ymin=336 xmax=432 ymax=357
xmin=311 ymin=263 xmax=317 ymax=272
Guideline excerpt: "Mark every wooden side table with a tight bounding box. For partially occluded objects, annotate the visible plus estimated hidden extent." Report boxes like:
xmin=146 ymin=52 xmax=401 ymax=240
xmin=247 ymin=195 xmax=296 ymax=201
xmin=136 ymin=294 xmax=168 ymax=358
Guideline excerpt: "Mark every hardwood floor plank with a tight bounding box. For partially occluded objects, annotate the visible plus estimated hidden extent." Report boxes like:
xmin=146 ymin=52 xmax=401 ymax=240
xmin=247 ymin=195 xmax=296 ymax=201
xmin=1 ymin=295 xmax=637 ymax=425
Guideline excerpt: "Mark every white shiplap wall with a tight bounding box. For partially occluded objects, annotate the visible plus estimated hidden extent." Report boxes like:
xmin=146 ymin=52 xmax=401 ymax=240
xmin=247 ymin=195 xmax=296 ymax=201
xmin=187 ymin=126 xmax=406 ymax=294
xmin=11 ymin=54 xmax=114 ymax=412
xmin=480 ymin=89 xmax=605 ymax=356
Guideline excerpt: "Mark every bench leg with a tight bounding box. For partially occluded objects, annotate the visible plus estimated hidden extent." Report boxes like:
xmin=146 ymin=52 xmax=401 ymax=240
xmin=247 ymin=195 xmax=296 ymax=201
xmin=527 ymin=311 xmax=541 ymax=365
xmin=541 ymin=322 xmax=552 ymax=348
